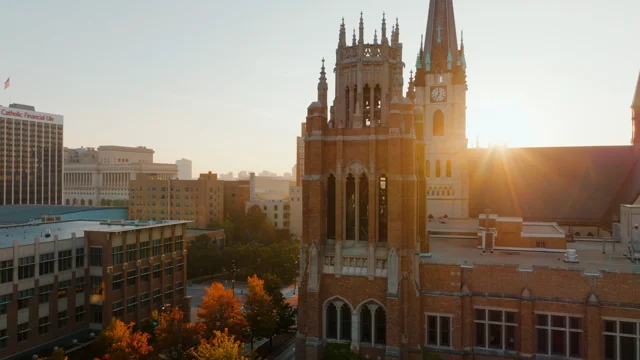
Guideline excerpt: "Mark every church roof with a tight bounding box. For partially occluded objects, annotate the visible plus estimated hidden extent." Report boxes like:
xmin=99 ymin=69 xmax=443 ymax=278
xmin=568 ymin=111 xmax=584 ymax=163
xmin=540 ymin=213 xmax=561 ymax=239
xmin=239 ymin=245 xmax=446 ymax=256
xmin=633 ymin=72 xmax=640 ymax=108
xmin=467 ymin=146 xmax=640 ymax=226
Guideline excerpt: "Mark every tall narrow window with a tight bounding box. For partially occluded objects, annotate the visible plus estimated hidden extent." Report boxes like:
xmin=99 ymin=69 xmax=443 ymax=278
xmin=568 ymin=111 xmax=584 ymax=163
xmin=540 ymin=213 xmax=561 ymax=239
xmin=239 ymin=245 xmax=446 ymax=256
xmin=433 ymin=110 xmax=444 ymax=136
xmin=378 ymin=175 xmax=388 ymax=242
xmin=375 ymin=307 xmax=386 ymax=345
xmin=359 ymin=174 xmax=369 ymax=242
xmin=345 ymin=87 xmax=351 ymax=127
xmin=360 ymin=306 xmax=372 ymax=342
xmin=436 ymin=160 xmax=441 ymax=178
xmin=327 ymin=174 xmax=336 ymax=239
xmin=374 ymin=85 xmax=382 ymax=125
xmin=326 ymin=303 xmax=338 ymax=339
xmin=340 ymin=304 xmax=352 ymax=340
xmin=363 ymin=84 xmax=371 ymax=127
xmin=446 ymin=160 xmax=452 ymax=177
xmin=346 ymin=174 xmax=356 ymax=240
xmin=426 ymin=161 xmax=431 ymax=178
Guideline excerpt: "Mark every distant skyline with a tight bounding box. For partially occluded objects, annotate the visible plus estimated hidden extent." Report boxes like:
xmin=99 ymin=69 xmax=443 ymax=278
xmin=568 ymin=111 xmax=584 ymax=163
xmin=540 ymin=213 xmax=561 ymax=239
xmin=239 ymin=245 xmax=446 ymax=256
xmin=1 ymin=0 xmax=638 ymax=176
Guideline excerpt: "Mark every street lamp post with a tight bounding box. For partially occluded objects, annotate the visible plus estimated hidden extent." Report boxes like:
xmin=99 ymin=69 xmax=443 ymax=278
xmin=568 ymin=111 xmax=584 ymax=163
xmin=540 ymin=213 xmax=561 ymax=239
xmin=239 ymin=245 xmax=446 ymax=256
xmin=231 ymin=260 xmax=237 ymax=297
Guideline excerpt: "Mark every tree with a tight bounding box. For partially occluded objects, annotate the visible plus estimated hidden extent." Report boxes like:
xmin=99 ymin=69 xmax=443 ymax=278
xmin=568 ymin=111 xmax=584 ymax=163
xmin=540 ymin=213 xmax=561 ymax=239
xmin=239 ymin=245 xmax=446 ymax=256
xmin=97 ymin=318 xmax=153 ymax=360
xmin=155 ymin=308 xmax=205 ymax=360
xmin=197 ymin=282 xmax=246 ymax=339
xmin=244 ymin=274 xmax=276 ymax=349
xmin=190 ymin=330 xmax=248 ymax=360
xmin=260 ymin=274 xmax=296 ymax=336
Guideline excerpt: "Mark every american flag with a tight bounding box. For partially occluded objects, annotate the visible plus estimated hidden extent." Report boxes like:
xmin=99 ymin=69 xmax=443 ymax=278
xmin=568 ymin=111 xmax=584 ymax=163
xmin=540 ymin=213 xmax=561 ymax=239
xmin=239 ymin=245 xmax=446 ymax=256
xmin=3 ymin=77 xmax=8 ymax=90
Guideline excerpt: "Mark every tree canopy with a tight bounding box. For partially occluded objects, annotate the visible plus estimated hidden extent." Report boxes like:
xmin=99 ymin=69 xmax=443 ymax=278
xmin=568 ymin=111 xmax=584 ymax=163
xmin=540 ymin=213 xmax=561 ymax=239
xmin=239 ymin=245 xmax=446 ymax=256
xmin=197 ymin=282 xmax=246 ymax=339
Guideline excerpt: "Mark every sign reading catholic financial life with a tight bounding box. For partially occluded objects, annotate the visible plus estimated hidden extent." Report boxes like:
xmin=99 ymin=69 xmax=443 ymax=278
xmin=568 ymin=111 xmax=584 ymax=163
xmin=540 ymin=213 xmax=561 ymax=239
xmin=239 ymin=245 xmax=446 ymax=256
xmin=0 ymin=105 xmax=64 ymax=125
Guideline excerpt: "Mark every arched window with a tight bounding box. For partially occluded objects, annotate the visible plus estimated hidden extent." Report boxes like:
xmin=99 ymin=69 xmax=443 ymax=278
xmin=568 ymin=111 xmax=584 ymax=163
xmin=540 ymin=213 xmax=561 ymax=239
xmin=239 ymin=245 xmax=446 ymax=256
xmin=378 ymin=175 xmax=388 ymax=242
xmin=325 ymin=300 xmax=352 ymax=342
xmin=327 ymin=174 xmax=336 ymax=239
xmin=446 ymin=160 xmax=452 ymax=177
xmin=88 ymin=199 xmax=93 ymax=206
xmin=433 ymin=110 xmax=444 ymax=136
xmin=436 ymin=160 xmax=441 ymax=178
xmin=359 ymin=303 xmax=386 ymax=346
xmin=426 ymin=160 xmax=431 ymax=177
xmin=346 ymin=174 xmax=356 ymax=240
xmin=80 ymin=199 xmax=85 ymax=206
xmin=363 ymin=84 xmax=371 ymax=127
xmin=359 ymin=173 xmax=369 ymax=241
xmin=65 ymin=199 xmax=70 ymax=205
xmin=587 ymin=232 xmax=594 ymax=237
xmin=574 ymin=232 xmax=581 ymax=236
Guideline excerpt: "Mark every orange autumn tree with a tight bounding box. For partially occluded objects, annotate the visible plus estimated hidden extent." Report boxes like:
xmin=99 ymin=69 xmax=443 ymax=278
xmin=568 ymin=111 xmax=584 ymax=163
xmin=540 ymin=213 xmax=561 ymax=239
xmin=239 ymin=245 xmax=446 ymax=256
xmin=190 ymin=330 xmax=248 ymax=360
xmin=97 ymin=318 xmax=152 ymax=360
xmin=244 ymin=274 xmax=277 ymax=349
xmin=155 ymin=308 xmax=205 ymax=360
xmin=197 ymin=282 xmax=246 ymax=339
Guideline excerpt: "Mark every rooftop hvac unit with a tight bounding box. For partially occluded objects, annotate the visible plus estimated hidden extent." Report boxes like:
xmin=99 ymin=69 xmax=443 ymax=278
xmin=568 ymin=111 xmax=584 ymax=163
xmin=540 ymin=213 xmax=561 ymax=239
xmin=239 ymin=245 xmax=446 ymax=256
xmin=564 ymin=249 xmax=579 ymax=263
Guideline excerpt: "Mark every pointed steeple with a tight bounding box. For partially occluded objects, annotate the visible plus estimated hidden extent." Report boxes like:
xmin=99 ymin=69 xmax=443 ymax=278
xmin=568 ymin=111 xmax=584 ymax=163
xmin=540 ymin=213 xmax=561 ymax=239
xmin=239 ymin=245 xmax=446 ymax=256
xmin=358 ymin=12 xmax=364 ymax=45
xmin=318 ymin=58 xmax=328 ymax=114
xmin=395 ymin=17 xmax=400 ymax=44
xmin=423 ymin=0 xmax=461 ymax=73
xmin=406 ymin=70 xmax=415 ymax=100
xmin=352 ymin=29 xmax=357 ymax=46
xmin=338 ymin=18 xmax=346 ymax=48
xmin=381 ymin=12 xmax=388 ymax=45
xmin=374 ymin=29 xmax=378 ymax=44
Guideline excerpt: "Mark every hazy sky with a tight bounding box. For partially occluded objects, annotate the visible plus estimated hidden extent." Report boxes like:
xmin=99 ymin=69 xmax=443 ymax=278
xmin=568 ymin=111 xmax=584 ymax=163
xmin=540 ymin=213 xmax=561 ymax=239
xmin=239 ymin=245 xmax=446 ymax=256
xmin=1 ymin=0 xmax=638 ymax=176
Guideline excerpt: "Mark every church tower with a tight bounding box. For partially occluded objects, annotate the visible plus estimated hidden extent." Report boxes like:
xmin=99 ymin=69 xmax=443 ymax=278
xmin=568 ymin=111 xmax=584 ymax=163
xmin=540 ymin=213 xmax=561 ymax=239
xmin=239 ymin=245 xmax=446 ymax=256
xmin=414 ymin=0 xmax=469 ymax=219
xmin=296 ymin=13 xmax=428 ymax=360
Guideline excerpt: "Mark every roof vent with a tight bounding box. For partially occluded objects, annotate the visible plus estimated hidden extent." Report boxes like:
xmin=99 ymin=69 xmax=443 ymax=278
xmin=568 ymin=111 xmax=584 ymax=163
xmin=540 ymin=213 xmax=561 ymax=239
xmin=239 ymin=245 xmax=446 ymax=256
xmin=44 ymin=229 xmax=52 ymax=238
xmin=564 ymin=249 xmax=579 ymax=263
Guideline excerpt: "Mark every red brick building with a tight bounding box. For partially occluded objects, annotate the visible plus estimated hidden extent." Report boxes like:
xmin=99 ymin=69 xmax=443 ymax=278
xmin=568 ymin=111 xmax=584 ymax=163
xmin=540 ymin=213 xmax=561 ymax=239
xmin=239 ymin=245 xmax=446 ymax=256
xmin=296 ymin=3 xmax=640 ymax=360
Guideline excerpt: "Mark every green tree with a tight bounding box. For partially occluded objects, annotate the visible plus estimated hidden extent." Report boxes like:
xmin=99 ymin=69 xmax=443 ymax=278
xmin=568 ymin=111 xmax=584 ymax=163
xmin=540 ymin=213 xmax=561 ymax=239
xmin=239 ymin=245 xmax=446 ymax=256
xmin=244 ymin=274 xmax=276 ymax=349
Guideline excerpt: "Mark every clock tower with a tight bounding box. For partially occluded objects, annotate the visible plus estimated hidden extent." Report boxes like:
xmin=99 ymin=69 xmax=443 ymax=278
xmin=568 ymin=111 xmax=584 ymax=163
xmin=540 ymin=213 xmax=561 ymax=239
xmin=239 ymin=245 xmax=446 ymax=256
xmin=414 ymin=0 xmax=469 ymax=218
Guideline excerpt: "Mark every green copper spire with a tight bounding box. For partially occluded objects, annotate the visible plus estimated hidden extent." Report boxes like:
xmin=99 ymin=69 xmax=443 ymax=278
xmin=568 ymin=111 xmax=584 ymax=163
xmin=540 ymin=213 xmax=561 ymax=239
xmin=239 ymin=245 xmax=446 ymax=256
xmin=425 ymin=53 xmax=431 ymax=72
xmin=416 ymin=53 xmax=422 ymax=69
xmin=447 ymin=50 xmax=453 ymax=70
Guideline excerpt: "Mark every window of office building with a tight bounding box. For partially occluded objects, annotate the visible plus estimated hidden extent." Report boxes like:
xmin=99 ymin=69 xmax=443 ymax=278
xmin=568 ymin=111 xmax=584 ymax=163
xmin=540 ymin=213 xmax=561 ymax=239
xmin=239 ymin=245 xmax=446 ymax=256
xmin=164 ymin=238 xmax=173 ymax=254
xmin=39 ymin=316 xmax=50 ymax=335
xmin=90 ymin=247 xmax=103 ymax=266
xmin=58 ymin=250 xmax=72 ymax=271
xmin=57 ymin=280 xmax=71 ymax=298
xmin=126 ymin=244 xmax=137 ymax=262
xmin=153 ymin=264 xmax=162 ymax=279
xmin=112 ymin=301 xmax=124 ymax=320
xmin=0 ymin=260 xmax=13 ymax=284
xmin=127 ymin=297 xmax=137 ymax=314
xmin=18 ymin=288 xmax=34 ymax=309
xmin=536 ymin=313 xmax=582 ymax=358
xmin=426 ymin=314 xmax=452 ymax=348
xmin=39 ymin=253 xmax=55 ymax=275
xmin=141 ymin=266 xmax=150 ymax=283
xmin=75 ymin=248 xmax=85 ymax=268
xmin=139 ymin=241 xmax=150 ymax=260
xmin=165 ymin=261 xmax=173 ymax=276
xmin=127 ymin=269 xmax=137 ymax=287
xmin=58 ymin=310 xmax=69 ymax=328
xmin=474 ymin=308 xmax=517 ymax=351
xmin=19 ymin=256 xmax=35 ymax=279
xmin=152 ymin=239 xmax=162 ymax=256
xmin=112 ymin=273 xmax=124 ymax=291
xmin=39 ymin=284 xmax=53 ymax=304
xmin=75 ymin=305 xmax=85 ymax=322
xmin=17 ymin=322 xmax=29 ymax=343
xmin=165 ymin=285 xmax=173 ymax=301
xmin=0 ymin=294 xmax=12 ymax=315
xmin=603 ymin=318 xmax=640 ymax=360
xmin=112 ymin=246 xmax=123 ymax=265
xmin=91 ymin=276 xmax=103 ymax=295
xmin=140 ymin=292 xmax=150 ymax=309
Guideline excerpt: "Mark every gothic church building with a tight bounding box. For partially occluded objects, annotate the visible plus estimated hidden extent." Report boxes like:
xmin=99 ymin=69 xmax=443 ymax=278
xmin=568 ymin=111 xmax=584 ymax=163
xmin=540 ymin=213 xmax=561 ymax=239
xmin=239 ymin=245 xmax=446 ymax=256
xmin=296 ymin=1 xmax=640 ymax=360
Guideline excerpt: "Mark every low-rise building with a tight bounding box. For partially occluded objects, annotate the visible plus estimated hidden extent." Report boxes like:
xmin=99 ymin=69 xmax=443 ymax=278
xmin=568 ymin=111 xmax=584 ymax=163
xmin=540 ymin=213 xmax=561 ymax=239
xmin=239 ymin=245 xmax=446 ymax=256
xmin=129 ymin=172 xmax=224 ymax=228
xmin=245 ymin=199 xmax=290 ymax=230
xmin=0 ymin=219 xmax=189 ymax=359
xmin=63 ymin=146 xmax=178 ymax=207
xmin=289 ymin=185 xmax=302 ymax=239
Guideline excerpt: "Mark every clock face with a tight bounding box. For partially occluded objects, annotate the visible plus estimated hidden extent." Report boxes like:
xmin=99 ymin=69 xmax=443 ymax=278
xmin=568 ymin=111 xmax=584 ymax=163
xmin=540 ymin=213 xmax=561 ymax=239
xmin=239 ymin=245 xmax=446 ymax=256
xmin=431 ymin=87 xmax=446 ymax=103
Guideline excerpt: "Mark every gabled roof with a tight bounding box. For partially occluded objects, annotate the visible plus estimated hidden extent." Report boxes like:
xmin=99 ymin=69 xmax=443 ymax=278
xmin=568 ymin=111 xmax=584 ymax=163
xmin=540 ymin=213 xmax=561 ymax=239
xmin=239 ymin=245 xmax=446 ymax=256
xmin=467 ymin=146 xmax=640 ymax=226
xmin=633 ymin=72 xmax=640 ymax=108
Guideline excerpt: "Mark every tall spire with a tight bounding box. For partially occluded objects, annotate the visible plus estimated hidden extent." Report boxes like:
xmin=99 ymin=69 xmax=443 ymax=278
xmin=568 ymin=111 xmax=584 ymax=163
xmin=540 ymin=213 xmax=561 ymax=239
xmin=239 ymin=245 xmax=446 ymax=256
xmin=318 ymin=58 xmax=328 ymax=113
xmin=381 ymin=12 xmax=388 ymax=45
xmin=423 ymin=0 xmax=461 ymax=73
xmin=352 ymin=29 xmax=357 ymax=46
xmin=339 ymin=18 xmax=346 ymax=48
xmin=358 ymin=12 xmax=364 ymax=45
xmin=374 ymin=29 xmax=378 ymax=44
xmin=395 ymin=17 xmax=400 ymax=44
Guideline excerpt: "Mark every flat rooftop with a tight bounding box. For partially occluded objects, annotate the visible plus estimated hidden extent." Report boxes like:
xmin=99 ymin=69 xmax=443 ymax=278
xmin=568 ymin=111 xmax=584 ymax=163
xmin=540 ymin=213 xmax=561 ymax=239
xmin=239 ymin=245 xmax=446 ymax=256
xmin=522 ymin=223 xmax=565 ymax=236
xmin=0 ymin=220 xmax=191 ymax=247
xmin=424 ymin=237 xmax=639 ymax=274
